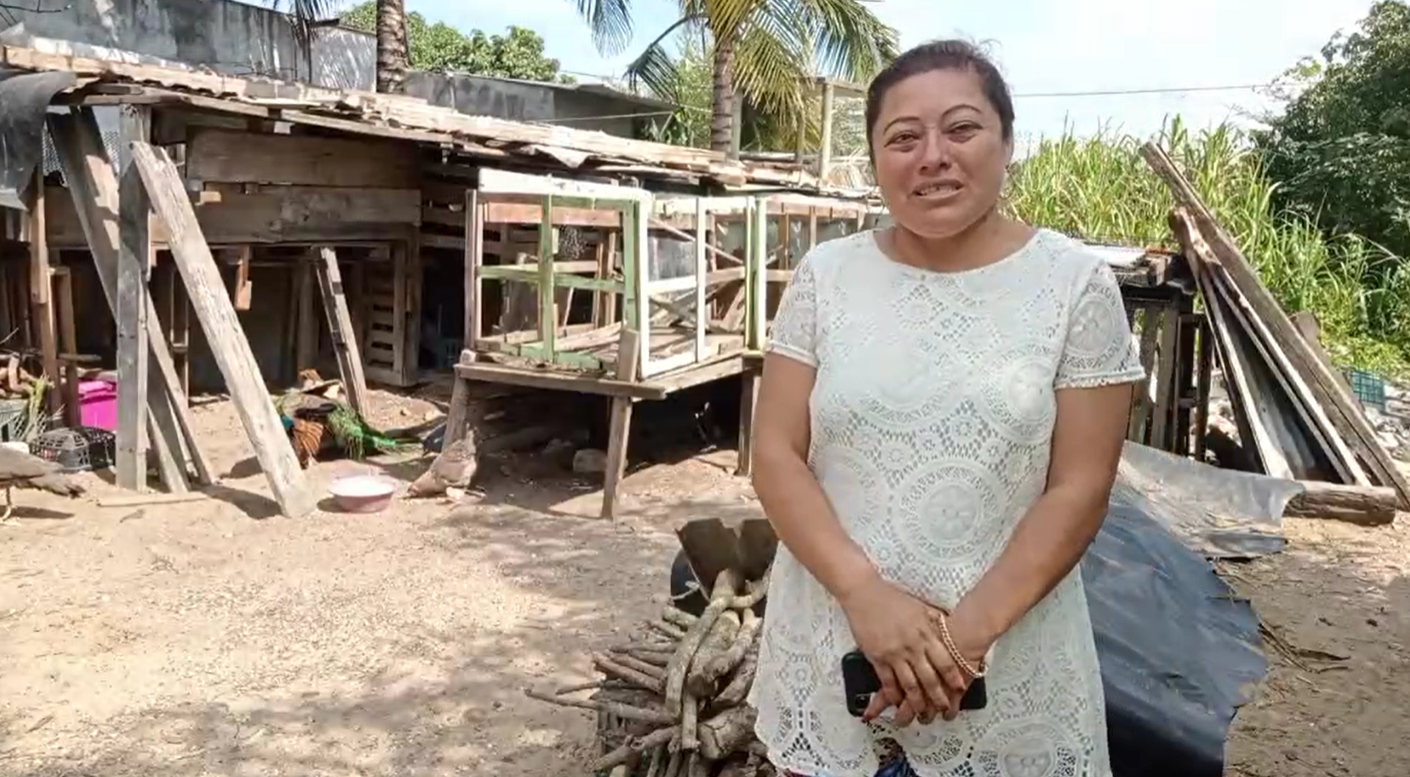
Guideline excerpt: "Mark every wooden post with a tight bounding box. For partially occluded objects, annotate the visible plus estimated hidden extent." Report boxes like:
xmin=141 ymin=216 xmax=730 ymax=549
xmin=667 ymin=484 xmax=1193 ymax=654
xmin=26 ymin=167 xmax=59 ymax=416
xmin=601 ymin=329 xmax=641 ymax=520
xmin=624 ymin=200 xmax=648 ymax=377
xmin=736 ymin=364 xmax=760 ymax=477
xmin=53 ymin=268 xmax=82 ymax=428
xmin=1151 ymin=303 xmax=1180 ymax=452
xmin=130 ymin=141 xmax=313 ymax=519
xmin=1192 ymin=317 xmax=1214 ymax=461
xmin=464 ymin=189 xmax=483 ymax=349
xmin=232 ymin=245 xmax=253 ymax=310
xmin=694 ymin=199 xmax=708 ymax=362
xmin=45 ymin=108 xmax=209 ymax=488
xmin=443 ymin=356 xmax=473 ymax=448
xmin=296 ymin=255 xmax=318 ymax=372
xmin=817 ymin=83 xmax=836 ymax=180
xmin=538 ymin=198 xmax=557 ymax=357
xmin=314 ymin=246 xmax=370 ymax=417
xmin=116 ymin=106 xmax=152 ymax=490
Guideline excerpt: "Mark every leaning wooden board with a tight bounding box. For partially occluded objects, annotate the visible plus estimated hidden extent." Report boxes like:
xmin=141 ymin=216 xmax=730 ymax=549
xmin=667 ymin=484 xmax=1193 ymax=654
xmin=1143 ymin=143 xmax=1410 ymax=509
xmin=130 ymin=140 xmax=315 ymax=519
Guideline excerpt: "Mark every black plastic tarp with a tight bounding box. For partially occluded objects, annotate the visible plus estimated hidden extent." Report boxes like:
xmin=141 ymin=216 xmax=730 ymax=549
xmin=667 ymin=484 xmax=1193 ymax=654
xmin=0 ymin=68 xmax=75 ymax=210
xmin=667 ymin=443 xmax=1300 ymax=777
xmin=1084 ymin=503 xmax=1268 ymax=777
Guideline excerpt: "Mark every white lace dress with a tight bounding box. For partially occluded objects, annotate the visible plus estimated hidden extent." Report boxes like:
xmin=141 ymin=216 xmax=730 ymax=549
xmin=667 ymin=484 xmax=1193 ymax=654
xmin=748 ymin=228 xmax=1145 ymax=777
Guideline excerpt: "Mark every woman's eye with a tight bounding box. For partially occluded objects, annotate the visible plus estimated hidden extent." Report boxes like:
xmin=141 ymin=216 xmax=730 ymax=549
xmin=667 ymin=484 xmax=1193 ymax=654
xmin=949 ymin=124 xmax=980 ymax=138
xmin=888 ymin=132 xmax=918 ymax=145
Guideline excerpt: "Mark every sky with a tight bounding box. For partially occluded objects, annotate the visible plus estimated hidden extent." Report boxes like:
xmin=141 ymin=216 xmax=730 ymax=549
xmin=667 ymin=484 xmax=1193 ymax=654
xmin=388 ymin=0 xmax=1380 ymax=150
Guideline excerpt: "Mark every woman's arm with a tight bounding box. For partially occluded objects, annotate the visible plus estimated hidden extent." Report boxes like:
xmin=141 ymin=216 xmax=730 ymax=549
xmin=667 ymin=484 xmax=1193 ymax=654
xmin=949 ymin=381 xmax=1133 ymax=652
xmin=751 ymin=354 xmax=880 ymax=602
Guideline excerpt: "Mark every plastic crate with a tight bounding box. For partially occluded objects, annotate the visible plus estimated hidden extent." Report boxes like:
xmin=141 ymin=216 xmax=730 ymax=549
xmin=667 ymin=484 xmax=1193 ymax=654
xmin=0 ymin=399 xmax=27 ymax=442
xmin=30 ymin=426 xmax=116 ymax=473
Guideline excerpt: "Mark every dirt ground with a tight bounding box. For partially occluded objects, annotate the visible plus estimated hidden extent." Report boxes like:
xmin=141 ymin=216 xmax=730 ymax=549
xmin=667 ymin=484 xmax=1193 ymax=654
xmin=1 ymin=388 xmax=1408 ymax=777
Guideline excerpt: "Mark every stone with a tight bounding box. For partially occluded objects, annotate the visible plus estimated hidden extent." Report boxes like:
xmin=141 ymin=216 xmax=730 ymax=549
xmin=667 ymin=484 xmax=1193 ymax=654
xmin=572 ymin=448 xmax=608 ymax=475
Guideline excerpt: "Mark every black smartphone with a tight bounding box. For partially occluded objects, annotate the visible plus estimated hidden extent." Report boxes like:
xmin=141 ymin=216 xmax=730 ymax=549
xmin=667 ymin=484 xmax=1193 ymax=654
xmin=841 ymin=649 xmax=987 ymax=717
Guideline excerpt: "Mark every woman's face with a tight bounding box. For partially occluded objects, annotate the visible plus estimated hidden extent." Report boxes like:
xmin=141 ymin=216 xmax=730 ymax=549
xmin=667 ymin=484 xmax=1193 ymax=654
xmin=870 ymin=67 xmax=1012 ymax=239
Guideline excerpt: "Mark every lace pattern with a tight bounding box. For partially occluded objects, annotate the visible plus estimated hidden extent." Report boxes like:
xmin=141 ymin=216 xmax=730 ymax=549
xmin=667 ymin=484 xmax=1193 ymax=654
xmin=751 ymin=230 xmax=1144 ymax=777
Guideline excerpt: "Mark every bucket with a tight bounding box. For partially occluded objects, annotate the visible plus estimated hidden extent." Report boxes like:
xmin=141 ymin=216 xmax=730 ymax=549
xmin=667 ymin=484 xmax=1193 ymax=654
xmin=78 ymin=380 xmax=118 ymax=431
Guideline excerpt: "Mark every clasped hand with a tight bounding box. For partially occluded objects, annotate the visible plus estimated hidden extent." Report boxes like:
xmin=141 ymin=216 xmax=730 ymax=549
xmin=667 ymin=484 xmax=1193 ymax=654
xmin=839 ymin=576 xmax=990 ymax=726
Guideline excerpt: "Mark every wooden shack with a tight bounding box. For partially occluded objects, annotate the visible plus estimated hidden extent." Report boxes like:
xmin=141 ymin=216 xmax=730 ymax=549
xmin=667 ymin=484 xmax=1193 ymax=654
xmin=0 ymin=41 xmax=1204 ymax=519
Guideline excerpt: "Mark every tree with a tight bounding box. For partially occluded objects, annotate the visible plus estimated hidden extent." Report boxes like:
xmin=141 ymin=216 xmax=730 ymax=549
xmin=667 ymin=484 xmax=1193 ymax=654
xmin=1256 ymin=1 xmax=1410 ymax=261
xmin=571 ymin=0 xmax=898 ymax=156
xmin=342 ymin=3 xmax=570 ymax=81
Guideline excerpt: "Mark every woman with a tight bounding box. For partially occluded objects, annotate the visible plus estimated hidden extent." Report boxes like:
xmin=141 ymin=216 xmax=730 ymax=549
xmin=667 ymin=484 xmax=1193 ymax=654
xmin=747 ymin=39 xmax=1144 ymax=777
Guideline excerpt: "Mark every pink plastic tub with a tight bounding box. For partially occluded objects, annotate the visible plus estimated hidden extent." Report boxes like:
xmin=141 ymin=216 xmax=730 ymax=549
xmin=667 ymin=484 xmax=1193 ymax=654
xmin=78 ymin=380 xmax=118 ymax=431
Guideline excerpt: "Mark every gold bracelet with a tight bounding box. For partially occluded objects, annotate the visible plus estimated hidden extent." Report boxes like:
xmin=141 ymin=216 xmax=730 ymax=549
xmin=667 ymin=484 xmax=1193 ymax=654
xmin=935 ymin=611 xmax=987 ymax=680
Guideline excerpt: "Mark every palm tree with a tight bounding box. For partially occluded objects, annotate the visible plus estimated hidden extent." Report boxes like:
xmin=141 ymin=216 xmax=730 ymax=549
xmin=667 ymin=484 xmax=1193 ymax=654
xmin=571 ymin=0 xmax=898 ymax=156
xmin=276 ymin=0 xmax=410 ymax=93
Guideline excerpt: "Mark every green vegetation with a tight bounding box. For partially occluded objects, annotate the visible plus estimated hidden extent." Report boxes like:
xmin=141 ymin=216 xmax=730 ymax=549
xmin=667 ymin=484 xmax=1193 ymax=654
xmin=341 ymin=2 xmax=570 ymax=82
xmin=1255 ymin=1 xmax=1410 ymax=264
xmin=1007 ymin=118 xmax=1410 ymax=378
xmin=569 ymin=0 xmax=896 ymax=153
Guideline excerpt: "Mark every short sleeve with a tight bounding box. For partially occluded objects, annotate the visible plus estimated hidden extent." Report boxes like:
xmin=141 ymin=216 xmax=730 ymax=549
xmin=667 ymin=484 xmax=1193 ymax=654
xmin=1054 ymin=260 xmax=1146 ymax=390
xmin=767 ymin=256 xmax=819 ymax=367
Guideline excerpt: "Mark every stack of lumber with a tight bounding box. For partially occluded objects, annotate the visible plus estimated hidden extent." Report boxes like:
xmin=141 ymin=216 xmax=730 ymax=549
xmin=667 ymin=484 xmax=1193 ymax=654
xmin=527 ymin=568 xmax=773 ymax=777
xmin=1141 ymin=143 xmax=1410 ymax=518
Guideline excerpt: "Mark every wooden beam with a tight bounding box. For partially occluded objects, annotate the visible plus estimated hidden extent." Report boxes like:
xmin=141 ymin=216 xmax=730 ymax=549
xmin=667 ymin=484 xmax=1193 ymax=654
xmin=46 ymin=108 xmax=210 ymax=487
xmin=1284 ymin=480 xmax=1398 ymax=526
xmin=817 ymin=83 xmax=836 ymax=180
xmin=130 ymin=140 xmax=314 ymax=519
xmin=25 ymin=169 xmax=59 ymax=415
xmin=601 ymin=328 xmax=641 ymax=520
xmin=1146 ymin=143 xmax=1409 ymax=503
xmin=453 ymin=360 xmax=667 ymax=400
xmin=115 ymin=107 xmax=152 ymax=490
xmin=46 ymin=184 xmax=421 ymax=247
xmin=295 ymin=256 xmax=318 ymax=372
xmin=478 ymin=168 xmax=652 ymax=202
xmin=314 ymin=247 xmax=370 ymax=417
xmin=465 ymin=189 xmax=483 ymax=346
xmin=232 ymin=246 xmax=253 ymax=310
xmin=186 ymin=127 xmax=420 ymax=189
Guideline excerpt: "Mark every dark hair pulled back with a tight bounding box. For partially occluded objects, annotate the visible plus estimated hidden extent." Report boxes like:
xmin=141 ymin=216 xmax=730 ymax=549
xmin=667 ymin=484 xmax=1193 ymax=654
xmin=864 ymin=39 xmax=1015 ymax=156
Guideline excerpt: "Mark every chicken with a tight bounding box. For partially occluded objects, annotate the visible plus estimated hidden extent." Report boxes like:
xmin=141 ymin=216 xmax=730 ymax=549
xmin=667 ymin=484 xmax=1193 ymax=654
xmin=407 ymin=434 xmax=478 ymax=498
xmin=0 ymin=445 xmax=85 ymax=525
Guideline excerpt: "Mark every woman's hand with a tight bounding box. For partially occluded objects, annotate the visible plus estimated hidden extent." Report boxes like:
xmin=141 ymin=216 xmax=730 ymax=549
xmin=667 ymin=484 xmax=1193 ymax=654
xmin=926 ymin=607 xmax=995 ymax=721
xmin=838 ymin=576 xmax=963 ymax=725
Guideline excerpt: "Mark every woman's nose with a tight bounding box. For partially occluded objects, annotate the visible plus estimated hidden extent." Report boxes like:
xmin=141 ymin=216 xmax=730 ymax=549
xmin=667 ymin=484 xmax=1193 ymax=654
xmin=917 ymin=131 xmax=951 ymax=172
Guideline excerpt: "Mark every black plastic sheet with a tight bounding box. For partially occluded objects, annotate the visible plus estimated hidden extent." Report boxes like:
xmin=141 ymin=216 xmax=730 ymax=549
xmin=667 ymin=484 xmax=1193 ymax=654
xmin=0 ymin=69 xmax=75 ymax=210
xmin=1083 ymin=504 xmax=1267 ymax=777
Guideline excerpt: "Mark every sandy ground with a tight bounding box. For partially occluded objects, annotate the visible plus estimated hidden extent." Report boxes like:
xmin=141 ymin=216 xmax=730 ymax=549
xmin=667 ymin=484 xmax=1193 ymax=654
xmin=0 ymin=388 xmax=1408 ymax=776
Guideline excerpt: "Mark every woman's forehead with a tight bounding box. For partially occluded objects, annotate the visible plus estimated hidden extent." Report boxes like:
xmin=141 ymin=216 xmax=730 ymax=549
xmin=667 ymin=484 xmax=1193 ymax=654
xmin=876 ymin=68 xmax=993 ymax=120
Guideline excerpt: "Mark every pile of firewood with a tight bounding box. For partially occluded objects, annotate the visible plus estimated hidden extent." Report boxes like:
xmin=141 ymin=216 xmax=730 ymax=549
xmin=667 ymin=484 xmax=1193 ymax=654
xmin=526 ymin=568 xmax=773 ymax=777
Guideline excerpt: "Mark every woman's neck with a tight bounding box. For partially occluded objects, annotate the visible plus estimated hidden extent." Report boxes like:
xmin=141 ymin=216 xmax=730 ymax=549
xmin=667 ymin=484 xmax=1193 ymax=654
xmin=885 ymin=208 xmax=1027 ymax=273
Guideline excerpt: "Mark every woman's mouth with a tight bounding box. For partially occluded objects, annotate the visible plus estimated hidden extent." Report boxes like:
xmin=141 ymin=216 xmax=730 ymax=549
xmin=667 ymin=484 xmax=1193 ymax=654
xmin=912 ymin=180 xmax=963 ymax=200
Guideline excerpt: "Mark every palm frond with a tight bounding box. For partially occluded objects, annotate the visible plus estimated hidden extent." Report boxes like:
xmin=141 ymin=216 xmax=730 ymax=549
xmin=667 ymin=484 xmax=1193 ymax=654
xmin=572 ymin=0 xmax=636 ymax=57
xmin=731 ymin=7 xmax=809 ymax=120
xmin=786 ymin=0 xmax=898 ymax=81
xmin=700 ymin=0 xmax=761 ymax=41
xmin=625 ymin=15 xmax=701 ymax=99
